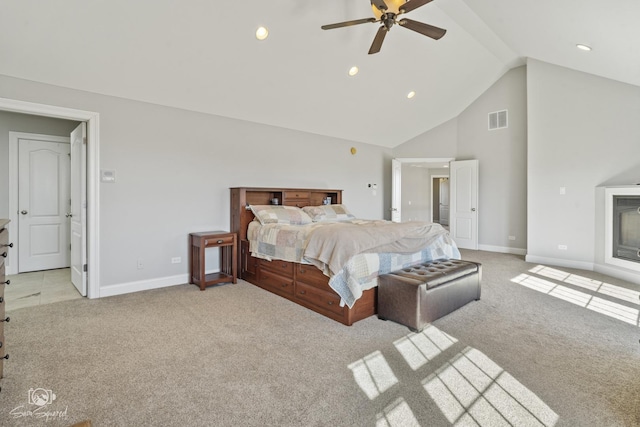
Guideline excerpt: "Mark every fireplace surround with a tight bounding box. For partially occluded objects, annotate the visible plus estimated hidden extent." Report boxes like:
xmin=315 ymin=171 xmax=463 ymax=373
xmin=604 ymin=186 xmax=640 ymax=272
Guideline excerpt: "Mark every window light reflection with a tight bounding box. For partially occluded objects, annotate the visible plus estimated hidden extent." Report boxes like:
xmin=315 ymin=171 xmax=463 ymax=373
xmin=423 ymin=347 xmax=559 ymax=426
xmin=348 ymin=350 xmax=399 ymax=400
xmin=394 ymin=325 xmax=458 ymax=370
xmin=512 ymin=273 xmax=640 ymax=326
xmin=375 ymin=397 xmax=420 ymax=427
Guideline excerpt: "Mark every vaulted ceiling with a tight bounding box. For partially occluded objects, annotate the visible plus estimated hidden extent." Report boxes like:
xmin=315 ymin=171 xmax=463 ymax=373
xmin=1 ymin=0 xmax=637 ymax=148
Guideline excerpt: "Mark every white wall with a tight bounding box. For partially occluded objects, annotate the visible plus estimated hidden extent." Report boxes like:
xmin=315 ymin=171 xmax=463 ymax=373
xmin=0 ymin=74 xmax=391 ymax=294
xmin=393 ymin=66 xmax=528 ymax=254
xmin=526 ymin=59 xmax=640 ymax=277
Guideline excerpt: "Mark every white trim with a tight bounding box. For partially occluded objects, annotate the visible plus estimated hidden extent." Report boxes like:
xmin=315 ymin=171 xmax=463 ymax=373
xmin=395 ymin=157 xmax=454 ymax=164
xmin=8 ymin=132 xmax=71 ymax=275
xmin=478 ymin=244 xmax=526 ymax=256
xmin=525 ymin=255 xmax=594 ymax=271
xmin=594 ymin=263 xmax=640 ymax=286
xmin=99 ymin=274 xmax=189 ymax=298
xmin=0 ymin=97 xmax=101 ymax=299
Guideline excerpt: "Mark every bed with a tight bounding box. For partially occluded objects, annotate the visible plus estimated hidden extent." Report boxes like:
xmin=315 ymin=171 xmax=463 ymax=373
xmin=230 ymin=187 xmax=460 ymax=325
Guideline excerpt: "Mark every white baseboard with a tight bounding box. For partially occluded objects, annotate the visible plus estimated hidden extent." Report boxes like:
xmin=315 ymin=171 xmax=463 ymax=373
xmin=99 ymin=273 xmax=189 ymax=298
xmin=478 ymin=244 xmax=527 ymax=256
xmin=593 ymin=263 xmax=640 ymax=286
xmin=525 ymin=255 xmax=594 ymax=271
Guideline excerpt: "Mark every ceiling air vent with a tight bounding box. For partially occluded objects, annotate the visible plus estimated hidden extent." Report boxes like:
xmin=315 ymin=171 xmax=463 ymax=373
xmin=488 ymin=109 xmax=508 ymax=130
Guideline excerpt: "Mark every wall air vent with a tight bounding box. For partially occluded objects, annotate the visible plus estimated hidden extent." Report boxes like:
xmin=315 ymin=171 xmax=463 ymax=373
xmin=488 ymin=110 xmax=508 ymax=130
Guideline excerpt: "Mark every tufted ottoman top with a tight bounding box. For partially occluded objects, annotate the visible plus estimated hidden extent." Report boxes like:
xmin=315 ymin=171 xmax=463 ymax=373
xmin=388 ymin=259 xmax=480 ymax=290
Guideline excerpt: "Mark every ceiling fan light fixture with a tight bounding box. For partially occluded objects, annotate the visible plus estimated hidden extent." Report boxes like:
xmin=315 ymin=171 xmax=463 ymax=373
xmin=576 ymin=43 xmax=591 ymax=51
xmin=348 ymin=66 xmax=359 ymax=76
xmin=372 ymin=0 xmax=405 ymax=19
xmin=255 ymin=26 xmax=269 ymax=40
xmin=407 ymin=91 xmax=416 ymax=99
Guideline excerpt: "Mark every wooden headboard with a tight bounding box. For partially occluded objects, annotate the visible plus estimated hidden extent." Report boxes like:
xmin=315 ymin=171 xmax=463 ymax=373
xmin=230 ymin=187 xmax=342 ymax=241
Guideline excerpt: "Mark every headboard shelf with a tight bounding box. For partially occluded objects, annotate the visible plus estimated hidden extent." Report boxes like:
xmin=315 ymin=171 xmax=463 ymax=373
xmin=230 ymin=186 xmax=342 ymax=240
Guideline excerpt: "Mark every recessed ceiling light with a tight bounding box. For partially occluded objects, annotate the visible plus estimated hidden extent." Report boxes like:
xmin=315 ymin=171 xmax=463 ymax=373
xmin=576 ymin=44 xmax=592 ymax=51
xmin=256 ymin=26 xmax=269 ymax=41
xmin=407 ymin=91 xmax=416 ymax=99
xmin=348 ymin=66 xmax=359 ymax=76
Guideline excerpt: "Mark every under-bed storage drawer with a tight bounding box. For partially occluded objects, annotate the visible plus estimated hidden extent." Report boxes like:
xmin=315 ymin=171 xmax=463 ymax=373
xmin=296 ymin=264 xmax=332 ymax=292
xmin=295 ymin=282 xmax=344 ymax=316
xmin=258 ymin=268 xmax=294 ymax=297
xmin=259 ymin=259 xmax=293 ymax=277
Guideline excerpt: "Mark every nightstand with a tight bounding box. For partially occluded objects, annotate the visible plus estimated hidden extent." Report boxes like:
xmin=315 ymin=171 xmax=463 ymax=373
xmin=189 ymin=230 xmax=237 ymax=290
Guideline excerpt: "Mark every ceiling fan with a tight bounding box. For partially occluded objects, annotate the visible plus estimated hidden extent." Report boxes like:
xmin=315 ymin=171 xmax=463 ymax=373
xmin=321 ymin=0 xmax=446 ymax=54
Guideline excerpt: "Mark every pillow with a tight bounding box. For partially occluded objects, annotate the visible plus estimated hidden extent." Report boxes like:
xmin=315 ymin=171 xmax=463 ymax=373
xmin=302 ymin=204 xmax=356 ymax=222
xmin=250 ymin=205 xmax=313 ymax=225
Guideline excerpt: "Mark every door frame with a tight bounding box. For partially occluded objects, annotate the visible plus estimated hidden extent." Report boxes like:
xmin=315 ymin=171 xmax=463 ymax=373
xmin=393 ymin=158 xmax=454 ymax=222
xmin=1 ymin=97 xmax=100 ymax=299
xmin=430 ymin=174 xmax=449 ymax=224
xmin=9 ymin=133 xmax=71 ymax=273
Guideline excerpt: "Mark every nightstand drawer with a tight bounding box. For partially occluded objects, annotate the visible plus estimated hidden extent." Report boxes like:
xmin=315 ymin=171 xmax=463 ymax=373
xmin=204 ymin=235 xmax=235 ymax=246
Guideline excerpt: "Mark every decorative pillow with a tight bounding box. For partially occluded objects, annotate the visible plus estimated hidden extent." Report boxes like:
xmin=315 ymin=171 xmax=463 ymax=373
xmin=250 ymin=205 xmax=313 ymax=225
xmin=302 ymin=204 xmax=356 ymax=222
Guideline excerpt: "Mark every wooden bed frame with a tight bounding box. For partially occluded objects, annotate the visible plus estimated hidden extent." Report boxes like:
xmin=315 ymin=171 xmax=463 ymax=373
xmin=230 ymin=187 xmax=377 ymax=325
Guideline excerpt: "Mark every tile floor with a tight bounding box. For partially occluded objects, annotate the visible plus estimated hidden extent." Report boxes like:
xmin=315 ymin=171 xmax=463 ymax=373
xmin=4 ymin=268 xmax=82 ymax=312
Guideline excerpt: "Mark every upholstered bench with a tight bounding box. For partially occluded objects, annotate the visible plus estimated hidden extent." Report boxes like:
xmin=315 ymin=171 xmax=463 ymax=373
xmin=377 ymin=259 xmax=481 ymax=332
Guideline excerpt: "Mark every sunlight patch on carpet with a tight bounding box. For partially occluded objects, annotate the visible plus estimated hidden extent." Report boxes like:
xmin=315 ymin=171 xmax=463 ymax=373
xmin=375 ymin=397 xmax=421 ymax=427
xmin=512 ymin=273 xmax=640 ymax=326
xmin=423 ymin=347 xmax=559 ymax=426
xmin=348 ymin=350 xmax=399 ymax=400
xmin=393 ymin=325 xmax=458 ymax=370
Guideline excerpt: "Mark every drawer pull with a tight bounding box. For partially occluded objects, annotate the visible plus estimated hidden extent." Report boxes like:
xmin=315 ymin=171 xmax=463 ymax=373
xmin=299 ymin=290 xmax=306 ymax=295
xmin=1 ymin=242 xmax=12 ymax=248
xmin=327 ymin=301 xmax=334 ymax=305
xmin=281 ymin=283 xmax=288 ymax=288
xmin=0 ymin=342 xmax=2 ymax=348
xmin=0 ymin=297 xmax=3 ymax=303
xmin=217 ymin=240 xmax=223 ymax=244
xmin=1 ymin=317 xmax=9 ymax=323
xmin=2 ymin=280 xmax=9 ymax=285
xmin=1 ymin=354 xmax=8 ymax=360
xmin=1 ymin=252 xmax=6 ymax=258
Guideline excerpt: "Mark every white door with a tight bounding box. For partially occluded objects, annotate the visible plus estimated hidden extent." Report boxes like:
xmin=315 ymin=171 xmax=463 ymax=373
xmin=70 ymin=123 xmax=88 ymax=296
xmin=439 ymin=178 xmax=450 ymax=226
xmin=391 ymin=159 xmax=402 ymax=222
xmin=18 ymin=139 xmax=71 ymax=272
xmin=449 ymin=160 xmax=478 ymax=250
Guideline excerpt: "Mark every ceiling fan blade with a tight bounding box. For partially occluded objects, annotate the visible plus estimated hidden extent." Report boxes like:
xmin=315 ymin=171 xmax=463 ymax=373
xmin=368 ymin=26 xmax=388 ymax=54
xmin=399 ymin=0 xmax=434 ymax=14
xmin=370 ymin=0 xmax=388 ymax=12
xmin=398 ymin=18 xmax=446 ymax=40
xmin=321 ymin=17 xmax=377 ymax=30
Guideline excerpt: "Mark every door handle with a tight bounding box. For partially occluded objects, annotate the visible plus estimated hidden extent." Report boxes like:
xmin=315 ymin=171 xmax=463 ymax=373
xmin=66 ymin=213 xmax=73 ymax=218
xmin=471 ymin=208 xmax=476 ymax=212
xmin=21 ymin=210 xmax=28 ymax=215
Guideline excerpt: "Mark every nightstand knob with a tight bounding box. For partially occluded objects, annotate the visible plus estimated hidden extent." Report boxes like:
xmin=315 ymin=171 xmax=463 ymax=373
xmin=1 ymin=252 xmax=6 ymax=258
xmin=0 ymin=297 xmax=3 ymax=303
xmin=1 ymin=354 xmax=8 ymax=360
xmin=1 ymin=317 xmax=9 ymax=323
xmin=1 ymin=242 xmax=12 ymax=248
xmin=2 ymin=280 xmax=9 ymax=285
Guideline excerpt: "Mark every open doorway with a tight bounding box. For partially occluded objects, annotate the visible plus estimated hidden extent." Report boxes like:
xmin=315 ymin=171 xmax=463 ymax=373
xmin=0 ymin=97 xmax=100 ymax=303
xmin=431 ymin=175 xmax=449 ymax=227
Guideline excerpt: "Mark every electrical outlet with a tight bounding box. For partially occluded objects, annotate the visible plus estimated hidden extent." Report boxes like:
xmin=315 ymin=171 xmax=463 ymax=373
xmin=558 ymin=245 xmax=568 ymax=250
xmin=137 ymin=258 xmax=144 ymax=269
xmin=171 ymin=257 xmax=181 ymax=264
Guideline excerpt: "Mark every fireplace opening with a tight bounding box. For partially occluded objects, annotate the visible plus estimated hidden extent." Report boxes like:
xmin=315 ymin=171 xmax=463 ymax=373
xmin=613 ymin=195 xmax=640 ymax=263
